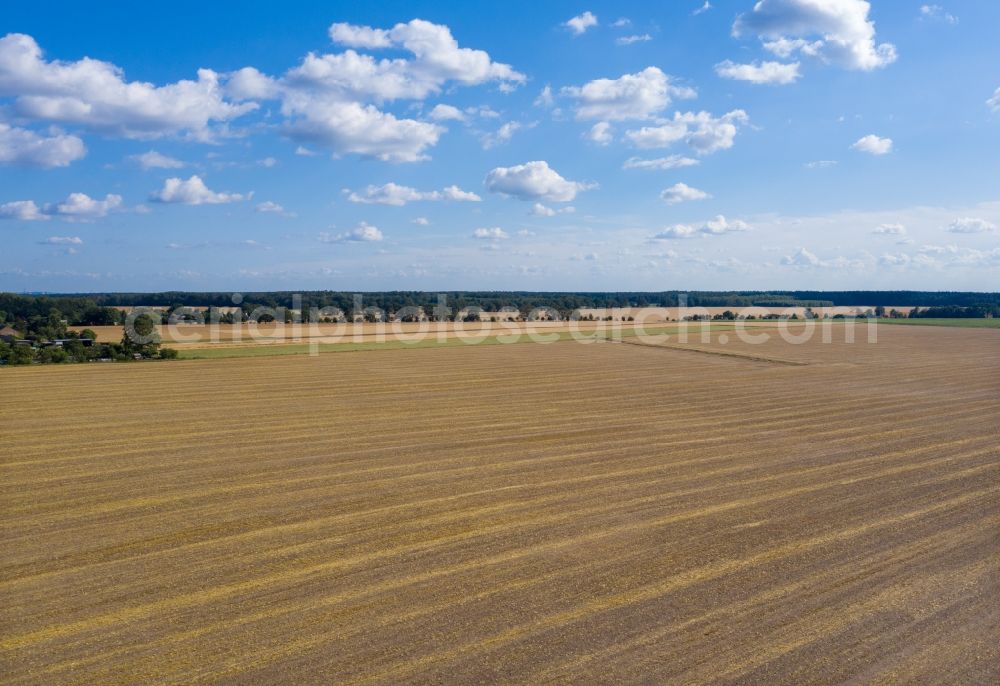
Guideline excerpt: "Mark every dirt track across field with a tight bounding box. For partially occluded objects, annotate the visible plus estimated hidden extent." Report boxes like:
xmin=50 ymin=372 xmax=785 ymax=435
xmin=2 ymin=324 xmax=998 ymax=684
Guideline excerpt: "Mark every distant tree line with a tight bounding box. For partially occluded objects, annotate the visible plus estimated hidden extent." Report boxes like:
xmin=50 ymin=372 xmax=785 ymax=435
xmin=910 ymin=304 xmax=999 ymax=318
xmin=3 ymin=290 xmax=998 ymax=341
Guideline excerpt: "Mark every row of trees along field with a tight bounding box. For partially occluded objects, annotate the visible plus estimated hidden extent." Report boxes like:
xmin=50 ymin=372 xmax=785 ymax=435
xmin=6 ymin=291 xmax=999 ymax=324
xmin=0 ymin=309 xmax=174 ymax=365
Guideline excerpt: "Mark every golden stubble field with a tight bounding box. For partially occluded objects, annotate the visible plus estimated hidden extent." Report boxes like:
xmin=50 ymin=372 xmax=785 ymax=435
xmin=1 ymin=324 xmax=998 ymax=684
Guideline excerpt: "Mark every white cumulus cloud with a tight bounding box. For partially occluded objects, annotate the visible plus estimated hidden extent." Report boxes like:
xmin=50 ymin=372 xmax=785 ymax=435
xmin=564 ymin=12 xmax=598 ymax=36
xmin=586 ymin=121 xmax=613 ymax=145
xmin=0 ymin=33 xmax=255 ymax=140
xmin=530 ymin=202 xmax=575 ymax=217
xmin=562 ymin=67 xmax=695 ymax=121
xmin=485 ymin=160 xmax=592 ymax=202
xmin=701 ymin=215 xmax=749 ymax=235
xmin=130 ymin=150 xmax=184 ymax=169
xmin=0 ymin=199 xmax=48 ymax=220
xmin=734 ymin=0 xmax=897 ymax=71
xmin=428 ymin=103 xmax=466 ymax=121
xmin=225 ymin=20 xmax=524 ymax=162
xmin=781 ymin=247 xmax=821 ymax=266
xmin=946 ymin=217 xmax=996 ymax=234
xmin=715 ymin=60 xmax=800 ymax=85
xmin=652 ymin=224 xmax=698 ymax=240
xmin=0 ymin=122 xmax=86 ymax=168
xmin=150 ymin=175 xmax=244 ymax=205
xmin=318 ymin=221 xmax=384 ymax=243
xmin=473 ymin=227 xmax=509 ymax=240
xmin=660 ymin=182 xmax=710 ymax=205
xmin=851 ymin=134 xmax=892 ymax=155
xmin=626 ymin=110 xmax=749 ymax=155
xmin=652 ymin=214 xmax=748 ymax=239
xmin=346 ymin=182 xmax=480 ymax=205
xmin=51 ymin=192 xmax=123 ymax=220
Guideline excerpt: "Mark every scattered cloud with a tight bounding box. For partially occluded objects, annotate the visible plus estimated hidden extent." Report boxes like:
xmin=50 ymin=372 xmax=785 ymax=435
xmin=534 ymin=85 xmax=555 ymax=108
xmin=318 ymin=221 xmax=383 ymax=242
xmin=485 ymin=160 xmax=593 ymax=202
xmin=701 ymin=215 xmax=749 ymax=235
xmin=0 ymin=123 xmax=86 ymax=168
xmin=693 ymin=2 xmax=713 ymax=16
xmin=294 ymin=145 xmax=318 ymax=156
xmin=878 ymin=252 xmax=939 ymax=269
xmin=805 ymin=159 xmax=838 ymax=169
xmin=0 ymin=200 xmax=48 ymax=221
xmin=257 ymin=156 xmax=277 ymax=168
xmin=562 ymin=67 xmax=696 ymax=121
xmin=412 ymin=216 xmax=430 ymax=226
xmin=779 ymin=247 xmax=865 ymax=269
xmin=586 ymin=121 xmax=613 ymax=145
xmin=781 ymin=247 xmax=821 ymax=266
xmin=255 ymin=200 xmax=295 ymax=217
xmin=470 ymin=105 xmax=500 ymax=119
xmin=919 ymin=5 xmax=958 ymax=24
xmin=346 ymin=182 xmax=480 ymax=205
xmin=616 ymin=34 xmax=652 ymax=46
xmin=652 ymin=214 xmax=748 ymax=239
xmin=612 ymin=18 xmax=631 ymax=28
xmin=660 ymin=182 xmax=710 ymax=205
xmin=473 ymin=226 xmax=509 ymax=240
xmin=1 ymin=193 xmax=121 ymax=221
xmin=945 ymin=217 xmax=995 ymax=234
xmin=130 ymin=150 xmax=184 ymax=169
xmin=530 ymin=202 xmax=575 ymax=217
xmin=919 ymin=244 xmax=958 ymax=255
xmin=652 ymin=224 xmax=698 ymax=240
xmin=873 ymin=223 xmax=906 ymax=235
xmin=623 ymin=154 xmax=700 ymax=170
xmin=481 ymin=121 xmax=527 ymax=149
xmin=41 ymin=235 xmax=83 ymax=245
xmin=988 ymin=87 xmax=1000 ymax=113
xmin=564 ymin=11 xmax=598 ymax=36
xmin=626 ymin=109 xmax=749 ymax=155
xmin=715 ymin=60 xmax=800 ymax=85
xmin=734 ymin=0 xmax=897 ymax=71
xmin=150 ymin=175 xmax=244 ymax=204
xmin=851 ymin=134 xmax=892 ymax=155
xmin=428 ymin=103 xmax=466 ymax=121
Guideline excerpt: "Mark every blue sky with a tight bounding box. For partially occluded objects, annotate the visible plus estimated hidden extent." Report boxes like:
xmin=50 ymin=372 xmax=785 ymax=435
xmin=1 ymin=1 xmax=998 ymax=292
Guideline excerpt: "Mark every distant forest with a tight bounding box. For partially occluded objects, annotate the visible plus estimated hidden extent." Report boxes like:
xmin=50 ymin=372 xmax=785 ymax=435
xmin=2 ymin=290 xmax=999 ymax=328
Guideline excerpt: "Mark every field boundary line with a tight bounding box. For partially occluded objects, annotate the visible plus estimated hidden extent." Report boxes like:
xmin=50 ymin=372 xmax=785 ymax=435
xmin=616 ymin=338 xmax=811 ymax=366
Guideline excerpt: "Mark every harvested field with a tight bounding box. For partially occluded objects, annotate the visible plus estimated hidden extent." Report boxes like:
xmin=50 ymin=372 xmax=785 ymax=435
xmin=1 ymin=324 xmax=999 ymax=684
xmin=69 ymin=320 xmax=710 ymax=345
